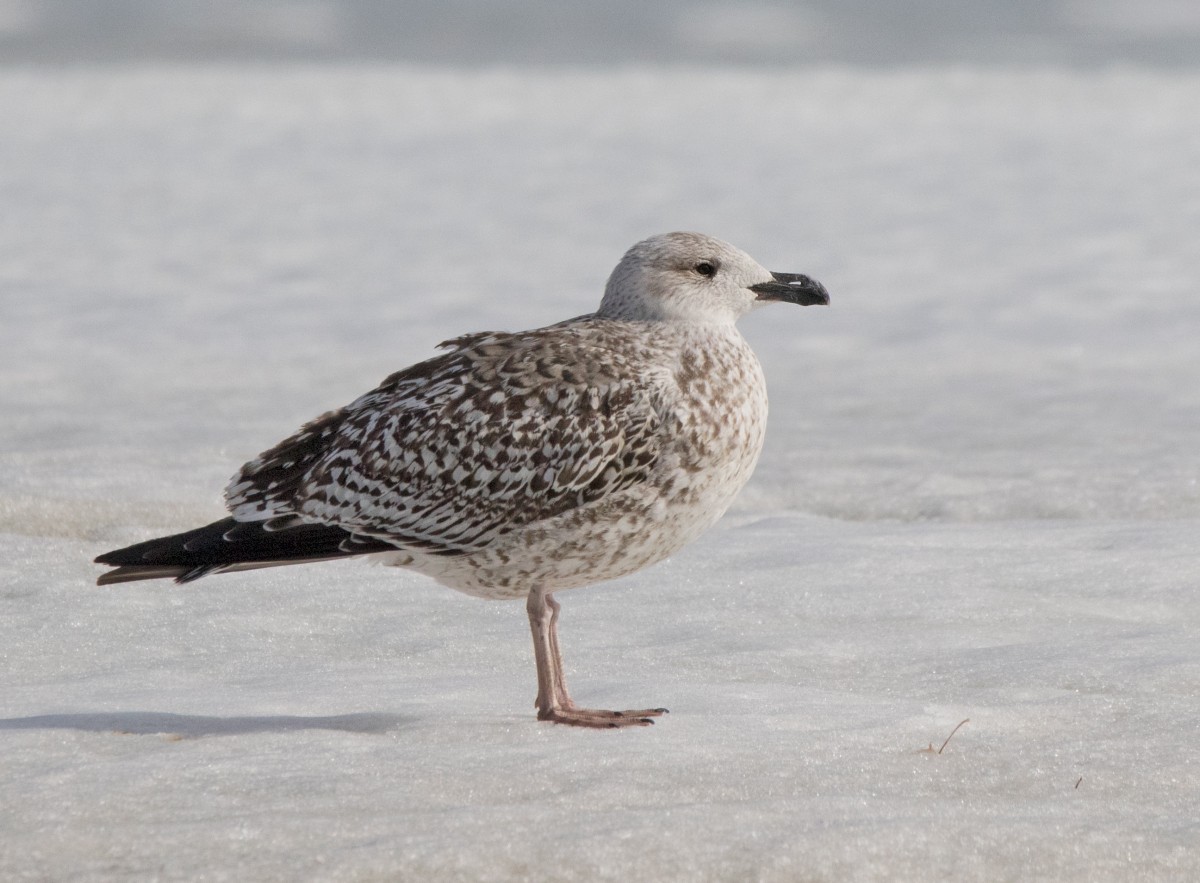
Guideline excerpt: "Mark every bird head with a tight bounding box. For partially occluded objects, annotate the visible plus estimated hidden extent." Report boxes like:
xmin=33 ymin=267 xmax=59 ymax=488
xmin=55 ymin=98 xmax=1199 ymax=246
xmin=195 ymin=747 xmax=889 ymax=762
xmin=599 ymin=231 xmax=828 ymax=324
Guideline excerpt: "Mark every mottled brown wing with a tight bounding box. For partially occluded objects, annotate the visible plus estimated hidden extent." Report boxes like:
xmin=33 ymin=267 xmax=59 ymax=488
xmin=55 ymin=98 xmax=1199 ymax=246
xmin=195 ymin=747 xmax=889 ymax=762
xmin=225 ymin=326 xmax=663 ymax=554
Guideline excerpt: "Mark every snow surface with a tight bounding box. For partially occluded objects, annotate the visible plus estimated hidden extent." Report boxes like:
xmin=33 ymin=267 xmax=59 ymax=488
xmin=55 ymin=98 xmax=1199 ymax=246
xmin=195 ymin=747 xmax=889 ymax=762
xmin=1 ymin=66 xmax=1198 ymax=881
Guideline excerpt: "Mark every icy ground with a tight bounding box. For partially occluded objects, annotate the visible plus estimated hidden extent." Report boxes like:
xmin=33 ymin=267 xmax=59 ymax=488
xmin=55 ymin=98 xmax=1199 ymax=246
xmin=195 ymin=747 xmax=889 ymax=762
xmin=1 ymin=67 xmax=1198 ymax=881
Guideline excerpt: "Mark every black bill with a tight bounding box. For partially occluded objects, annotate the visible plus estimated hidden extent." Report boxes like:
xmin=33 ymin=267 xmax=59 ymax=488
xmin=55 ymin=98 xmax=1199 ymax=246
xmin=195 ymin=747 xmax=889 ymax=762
xmin=750 ymin=272 xmax=830 ymax=306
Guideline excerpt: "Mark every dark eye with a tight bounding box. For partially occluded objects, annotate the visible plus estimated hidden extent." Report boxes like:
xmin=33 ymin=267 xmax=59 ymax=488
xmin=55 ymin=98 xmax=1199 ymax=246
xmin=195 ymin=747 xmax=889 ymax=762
xmin=694 ymin=261 xmax=717 ymax=278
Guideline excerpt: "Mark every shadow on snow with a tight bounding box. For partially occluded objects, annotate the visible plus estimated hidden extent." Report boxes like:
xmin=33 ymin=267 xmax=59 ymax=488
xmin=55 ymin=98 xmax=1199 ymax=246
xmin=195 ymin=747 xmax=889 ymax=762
xmin=0 ymin=710 xmax=413 ymax=737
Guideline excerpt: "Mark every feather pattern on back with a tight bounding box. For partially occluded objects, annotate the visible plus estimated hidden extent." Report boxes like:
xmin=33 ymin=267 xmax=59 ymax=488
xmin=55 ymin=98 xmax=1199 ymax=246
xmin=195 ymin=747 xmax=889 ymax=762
xmin=224 ymin=319 xmax=664 ymax=556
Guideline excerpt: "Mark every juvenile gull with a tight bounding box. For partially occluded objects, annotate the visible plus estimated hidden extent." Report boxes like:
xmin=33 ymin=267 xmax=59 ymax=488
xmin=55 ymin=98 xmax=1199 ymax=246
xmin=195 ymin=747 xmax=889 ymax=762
xmin=95 ymin=232 xmax=829 ymax=728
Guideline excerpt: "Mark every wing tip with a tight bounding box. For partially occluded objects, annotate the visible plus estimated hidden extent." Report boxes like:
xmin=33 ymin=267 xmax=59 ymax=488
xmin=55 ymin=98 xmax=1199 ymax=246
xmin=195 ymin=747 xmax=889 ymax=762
xmin=96 ymin=565 xmax=190 ymax=586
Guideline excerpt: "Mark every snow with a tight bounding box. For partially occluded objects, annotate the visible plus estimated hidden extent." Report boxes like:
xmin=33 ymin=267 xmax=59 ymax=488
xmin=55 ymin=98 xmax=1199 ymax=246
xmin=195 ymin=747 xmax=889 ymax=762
xmin=1 ymin=65 xmax=1198 ymax=881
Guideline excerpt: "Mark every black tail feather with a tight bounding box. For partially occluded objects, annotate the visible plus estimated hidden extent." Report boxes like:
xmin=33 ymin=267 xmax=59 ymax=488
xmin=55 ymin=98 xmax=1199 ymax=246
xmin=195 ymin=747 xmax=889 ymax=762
xmin=94 ymin=517 xmax=396 ymax=585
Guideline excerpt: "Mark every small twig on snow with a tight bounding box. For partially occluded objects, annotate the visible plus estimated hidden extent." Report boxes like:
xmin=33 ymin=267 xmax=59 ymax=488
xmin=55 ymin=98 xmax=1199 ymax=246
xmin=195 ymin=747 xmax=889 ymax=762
xmin=919 ymin=718 xmax=970 ymax=754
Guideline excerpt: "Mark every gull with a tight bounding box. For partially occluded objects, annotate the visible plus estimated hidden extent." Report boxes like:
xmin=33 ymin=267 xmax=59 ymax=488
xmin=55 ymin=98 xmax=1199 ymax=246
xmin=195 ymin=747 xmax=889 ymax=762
xmin=95 ymin=232 xmax=829 ymax=728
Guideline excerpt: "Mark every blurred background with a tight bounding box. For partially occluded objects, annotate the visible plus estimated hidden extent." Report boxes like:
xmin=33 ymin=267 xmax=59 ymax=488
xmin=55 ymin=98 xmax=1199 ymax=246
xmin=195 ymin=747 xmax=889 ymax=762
xmin=3 ymin=0 xmax=1200 ymax=67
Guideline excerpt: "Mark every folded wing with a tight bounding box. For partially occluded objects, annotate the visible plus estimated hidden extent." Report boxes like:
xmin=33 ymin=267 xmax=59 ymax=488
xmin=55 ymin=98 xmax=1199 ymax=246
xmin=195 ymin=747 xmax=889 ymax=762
xmin=224 ymin=325 xmax=664 ymax=557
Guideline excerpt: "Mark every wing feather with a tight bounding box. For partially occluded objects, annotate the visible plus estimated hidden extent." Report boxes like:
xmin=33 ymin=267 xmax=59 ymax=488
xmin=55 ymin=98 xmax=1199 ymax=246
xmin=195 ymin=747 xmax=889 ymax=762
xmin=225 ymin=323 xmax=664 ymax=555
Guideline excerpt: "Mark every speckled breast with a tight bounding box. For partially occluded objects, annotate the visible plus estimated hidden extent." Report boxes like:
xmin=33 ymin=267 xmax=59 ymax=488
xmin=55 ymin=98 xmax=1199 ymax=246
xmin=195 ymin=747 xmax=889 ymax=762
xmin=398 ymin=325 xmax=770 ymax=600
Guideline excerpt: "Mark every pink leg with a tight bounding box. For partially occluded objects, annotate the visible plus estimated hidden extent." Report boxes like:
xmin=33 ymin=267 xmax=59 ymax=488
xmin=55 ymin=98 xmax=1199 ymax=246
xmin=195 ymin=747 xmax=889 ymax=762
xmin=526 ymin=587 xmax=667 ymax=728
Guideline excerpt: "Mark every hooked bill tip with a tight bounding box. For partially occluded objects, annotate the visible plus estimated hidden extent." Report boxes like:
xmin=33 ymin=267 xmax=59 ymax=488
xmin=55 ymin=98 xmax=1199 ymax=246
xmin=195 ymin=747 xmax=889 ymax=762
xmin=750 ymin=272 xmax=830 ymax=306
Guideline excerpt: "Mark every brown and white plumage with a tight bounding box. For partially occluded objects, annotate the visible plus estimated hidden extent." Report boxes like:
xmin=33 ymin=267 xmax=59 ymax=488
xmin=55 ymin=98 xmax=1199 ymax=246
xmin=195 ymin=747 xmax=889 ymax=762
xmin=224 ymin=324 xmax=666 ymax=579
xmin=95 ymin=232 xmax=829 ymax=727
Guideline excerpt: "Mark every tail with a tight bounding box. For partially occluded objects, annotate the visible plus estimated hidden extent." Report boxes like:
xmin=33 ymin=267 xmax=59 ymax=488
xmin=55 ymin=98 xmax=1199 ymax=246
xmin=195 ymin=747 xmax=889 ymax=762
xmin=94 ymin=517 xmax=396 ymax=585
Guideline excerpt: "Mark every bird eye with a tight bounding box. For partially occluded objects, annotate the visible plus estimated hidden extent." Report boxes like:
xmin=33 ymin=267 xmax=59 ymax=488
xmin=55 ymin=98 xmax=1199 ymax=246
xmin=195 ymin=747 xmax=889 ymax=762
xmin=694 ymin=261 xmax=717 ymax=278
